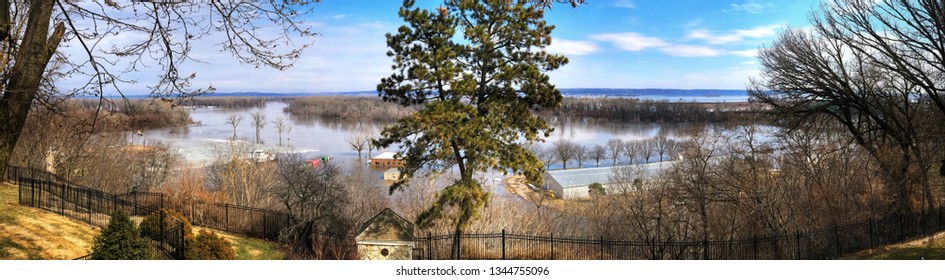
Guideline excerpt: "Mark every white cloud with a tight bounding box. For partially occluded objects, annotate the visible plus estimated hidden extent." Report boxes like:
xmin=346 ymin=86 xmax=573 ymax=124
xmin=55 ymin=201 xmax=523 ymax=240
xmin=686 ymin=24 xmax=781 ymax=44
xmin=547 ymin=38 xmax=600 ymax=56
xmin=658 ymin=45 xmax=722 ymax=57
xmin=590 ymin=33 xmax=668 ymax=51
xmin=613 ymin=0 xmax=636 ymax=9
xmin=730 ymin=49 xmax=758 ymax=57
xmin=331 ymin=14 xmax=348 ymax=19
xmin=725 ymin=1 xmax=773 ymax=14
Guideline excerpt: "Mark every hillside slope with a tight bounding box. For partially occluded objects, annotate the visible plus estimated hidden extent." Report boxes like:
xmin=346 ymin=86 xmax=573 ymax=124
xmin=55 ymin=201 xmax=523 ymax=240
xmin=0 ymin=182 xmax=98 ymax=260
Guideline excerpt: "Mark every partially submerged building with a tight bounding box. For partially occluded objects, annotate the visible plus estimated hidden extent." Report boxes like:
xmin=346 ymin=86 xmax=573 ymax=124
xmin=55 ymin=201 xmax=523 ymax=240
xmin=543 ymin=161 xmax=677 ymax=200
xmin=370 ymin=152 xmax=404 ymax=168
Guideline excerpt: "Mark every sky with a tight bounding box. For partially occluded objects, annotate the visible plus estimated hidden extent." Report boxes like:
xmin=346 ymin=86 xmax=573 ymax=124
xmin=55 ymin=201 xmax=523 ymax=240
xmin=58 ymin=0 xmax=824 ymax=94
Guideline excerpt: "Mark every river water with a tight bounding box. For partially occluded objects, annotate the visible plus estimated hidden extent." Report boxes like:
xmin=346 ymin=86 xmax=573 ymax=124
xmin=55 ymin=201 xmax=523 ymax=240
xmin=141 ymin=101 xmax=693 ymax=172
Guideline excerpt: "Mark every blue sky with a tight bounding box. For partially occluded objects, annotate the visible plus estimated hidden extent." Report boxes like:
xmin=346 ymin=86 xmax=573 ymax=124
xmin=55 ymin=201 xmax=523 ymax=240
xmin=61 ymin=0 xmax=824 ymax=94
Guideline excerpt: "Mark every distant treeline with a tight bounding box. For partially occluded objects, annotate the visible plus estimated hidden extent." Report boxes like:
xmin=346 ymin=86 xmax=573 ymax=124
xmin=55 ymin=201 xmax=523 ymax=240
xmin=538 ymin=98 xmax=757 ymax=123
xmin=284 ymin=96 xmax=416 ymax=122
xmin=70 ymin=98 xmax=192 ymax=130
xmin=182 ymin=97 xmax=268 ymax=109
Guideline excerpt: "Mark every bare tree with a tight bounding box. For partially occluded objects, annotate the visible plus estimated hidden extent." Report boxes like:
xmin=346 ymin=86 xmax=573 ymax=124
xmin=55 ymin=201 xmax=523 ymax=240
xmin=346 ymin=131 xmax=369 ymax=160
xmin=574 ymin=145 xmax=589 ymax=168
xmin=624 ymin=140 xmax=639 ymax=165
xmin=250 ymin=111 xmax=266 ymax=144
xmin=225 ymin=114 xmax=243 ymax=141
xmin=607 ymin=139 xmax=623 ymax=165
xmin=640 ymin=139 xmax=654 ymax=163
xmin=273 ymin=117 xmax=288 ymax=146
xmin=655 ymin=136 xmax=671 ymax=162
xmin=591 ymin=144 xmax=607 ymax=167
xmin=285 ymin=123 xmax=293 ymax=147
xmin=0 ymin=1 xmax=320 ymax=178
xmin=750 ymin=0 xmax=945 ymax=215
xmin=553 ymin=139 xmax=578 ymax=170
xmin=538 ymin=146 xmax=557 ymax=170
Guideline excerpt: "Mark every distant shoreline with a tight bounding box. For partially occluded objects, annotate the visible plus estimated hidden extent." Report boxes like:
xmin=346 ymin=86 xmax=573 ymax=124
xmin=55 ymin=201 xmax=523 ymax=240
xmin=77 ymin=88 xmax=751 ymax=103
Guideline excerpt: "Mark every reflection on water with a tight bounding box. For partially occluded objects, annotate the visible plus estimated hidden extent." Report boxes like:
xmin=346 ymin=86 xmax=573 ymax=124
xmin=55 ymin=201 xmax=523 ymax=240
xmin=142 ymin=102 xmax=694 ymax=167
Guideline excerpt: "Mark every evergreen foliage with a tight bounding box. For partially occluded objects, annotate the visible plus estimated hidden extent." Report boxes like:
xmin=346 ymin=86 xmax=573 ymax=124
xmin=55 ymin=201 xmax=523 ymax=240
xmin=376 ymin=0 xmax=567 ymax=233
xmin=588 ymin=182 xmax=606 ymax=197
xmin=90 ymin=210 xmax=151 ymax=260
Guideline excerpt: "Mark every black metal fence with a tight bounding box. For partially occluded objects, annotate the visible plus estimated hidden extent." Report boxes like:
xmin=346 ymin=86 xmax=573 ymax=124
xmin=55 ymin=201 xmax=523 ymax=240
xmin=119 ymin=192 xmax=297 ymax=241
xmin=10 ymin=168 xmax=186 ymax=260
xmin=7 ymin=165 xmax=945 ymax=260
xmin=412 ymin=207 xmax=945 ymax=260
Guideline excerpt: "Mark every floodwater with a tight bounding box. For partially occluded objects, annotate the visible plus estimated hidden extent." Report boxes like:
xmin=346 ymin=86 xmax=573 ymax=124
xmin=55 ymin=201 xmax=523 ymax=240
xmin=141 ymin=102 xmax=690 ymax=169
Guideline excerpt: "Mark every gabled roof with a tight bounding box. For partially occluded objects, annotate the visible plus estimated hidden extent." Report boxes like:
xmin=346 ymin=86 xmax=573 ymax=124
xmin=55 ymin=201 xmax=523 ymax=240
xmin=355 ymin=208 xmax=415 ymax=242
xmin=545 ymin=161 xmax=677 ymax=189
xmin=372 ymin=152 xmax=399 ymax=160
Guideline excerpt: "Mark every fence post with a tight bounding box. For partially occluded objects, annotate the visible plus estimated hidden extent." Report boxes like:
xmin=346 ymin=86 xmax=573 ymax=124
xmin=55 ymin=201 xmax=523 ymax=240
xmin=550 ymin=233 xmax=555 ymax=260
xmin=263 ymin=213 xmax=268 ymax=239
xmin=835 ymin=226 xmax=842 ymax=257
xmin=225 ymin=204 xmax=230 ymax=232
xmin=752 ymin=234 xmax=758 ymax=260
xmin=600 ymin=235 xmax=604 ymax=260
xmin=501 ymin=229 xmax=506 ymax=260
xmin=179 ymin=224 xmax=186 ymax=259
xmin=868 ymin=218 xmax=874 ymax=252
xmin=160 ymin=194 xmax=165 ymax=210
xmin=428 ymin=232 xmax=433 ymax=260
xmin=795 ymin=231 xmax=801 ymax=260
xmin=133 ymin=192 xmax=138 ymax=216
xmin=160 ymin=210 xmax=166 ymax=253
xmin=87 ymin=190 xmax=92 ymax=224
xmin=60 ymin=183 xmax=65 ymax=215
xmin=31 ymin=179 xmax=35 ymax=207
xmin=703 ymin=237 xmax=709 ymax=260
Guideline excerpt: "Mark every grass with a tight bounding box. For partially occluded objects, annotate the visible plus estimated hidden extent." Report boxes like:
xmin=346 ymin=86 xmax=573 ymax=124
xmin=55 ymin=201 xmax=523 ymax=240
xmin=195 ymin=226 xmax=286 ymax=260
xmin=1 ymin=181 xmax=287 ymax=260
xmin=0 ymin=182 xmax=99 ymax=260
xmin=854 ymin=231 xmax=945 ymax=260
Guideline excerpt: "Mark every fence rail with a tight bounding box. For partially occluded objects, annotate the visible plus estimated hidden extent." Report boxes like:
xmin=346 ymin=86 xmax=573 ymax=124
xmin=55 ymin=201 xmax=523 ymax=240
xmin=410 ymin=207 xmax=944 ymax=260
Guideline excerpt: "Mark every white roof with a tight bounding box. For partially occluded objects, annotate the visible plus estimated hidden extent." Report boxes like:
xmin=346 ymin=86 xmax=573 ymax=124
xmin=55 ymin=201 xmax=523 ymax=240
xmin=546 ymin=161 xmax=677 ymax=189
xmin=372 ymin=152 xmax=399 ymax=160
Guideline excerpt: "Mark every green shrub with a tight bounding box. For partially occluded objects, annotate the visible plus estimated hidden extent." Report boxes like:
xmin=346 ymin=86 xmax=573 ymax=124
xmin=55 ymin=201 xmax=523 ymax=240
xmin=185 ymin=229 xmax=236 ymax=260
xmin=91 ymin=210 xmax=151 ymax=260
xmin=139 ymin=208 xmax=194 ymax=242
xmin=588 ymin=182 xmax=606 ymax=197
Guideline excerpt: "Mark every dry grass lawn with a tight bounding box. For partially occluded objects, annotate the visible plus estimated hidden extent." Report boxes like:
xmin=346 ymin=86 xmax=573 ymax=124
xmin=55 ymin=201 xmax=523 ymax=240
xmin=0 ymin=182 xmax=98 ymax=260
xmin=845 ymin=230 xmax=945 ymax=260
xmin=194 ymin=226 xmax=286 ymax=260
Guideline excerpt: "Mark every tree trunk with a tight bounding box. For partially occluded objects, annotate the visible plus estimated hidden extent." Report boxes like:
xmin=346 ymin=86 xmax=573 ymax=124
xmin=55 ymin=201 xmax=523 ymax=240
xmin=0 ymin=0 xmax=64 ymax=179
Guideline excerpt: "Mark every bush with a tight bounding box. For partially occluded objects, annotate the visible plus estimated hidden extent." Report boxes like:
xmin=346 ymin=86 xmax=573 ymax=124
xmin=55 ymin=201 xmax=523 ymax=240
xmin=185 ymin=229 xmax=236 ymax=260
xmin=91 ymin=210 xmax=151 ymax=260
xmin=588 ymin=182 xmax=606 ymax=197
xmin=139 ymin=209 xmax=194 ymax=242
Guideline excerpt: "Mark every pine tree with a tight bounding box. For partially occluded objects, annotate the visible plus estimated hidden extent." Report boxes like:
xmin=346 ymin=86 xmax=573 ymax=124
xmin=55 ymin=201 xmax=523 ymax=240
xmin=375 ymin=0 xmax=567 ymax=254
xmin=91 ymin=210 xmax=152 ymax=260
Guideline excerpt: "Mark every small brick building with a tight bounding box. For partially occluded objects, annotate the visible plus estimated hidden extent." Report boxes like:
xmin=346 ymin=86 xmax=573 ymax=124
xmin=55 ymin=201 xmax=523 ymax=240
xmin=369 ymin=152 xmax=404 ymax=168
xmin=355 ymin=208 xmax=415 ymax=260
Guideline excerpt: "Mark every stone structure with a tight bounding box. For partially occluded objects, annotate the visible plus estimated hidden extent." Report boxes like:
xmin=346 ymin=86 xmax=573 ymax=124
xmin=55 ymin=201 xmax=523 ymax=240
xmin=355 ymin=208 xmax=415 ymax=260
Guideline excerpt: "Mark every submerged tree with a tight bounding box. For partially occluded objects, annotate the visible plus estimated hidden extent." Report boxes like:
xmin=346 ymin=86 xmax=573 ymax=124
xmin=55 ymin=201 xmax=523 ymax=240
xmin=374 ymin=0 xmax=568 ymax=255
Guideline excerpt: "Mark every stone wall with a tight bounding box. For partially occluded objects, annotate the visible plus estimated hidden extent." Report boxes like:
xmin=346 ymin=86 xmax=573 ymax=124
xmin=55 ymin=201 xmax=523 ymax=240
xmin=358 ymin=243 xmax=413 ymax=260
